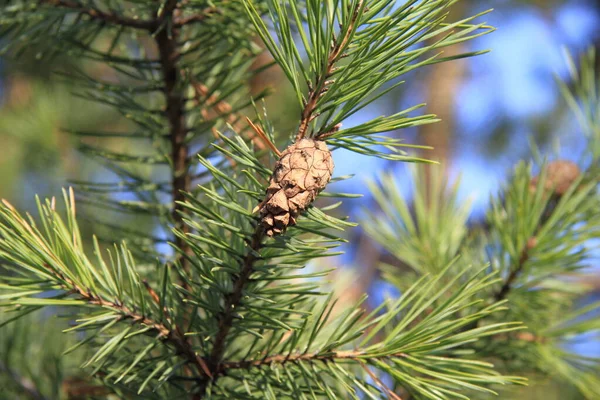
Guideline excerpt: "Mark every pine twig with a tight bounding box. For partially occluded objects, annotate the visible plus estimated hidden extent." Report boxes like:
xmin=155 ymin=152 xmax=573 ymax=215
xmin=218 ymin=349 xmax=407 ymax=372
xmin=360 ymin=362 xmax=403 ymax=400
xmin=47 ymin=266 xmax=212 ymax=378
xmin=196 ymin=4 xmax=366 ymax=393
xmin=174 ymin=7 xmax=220 ymax=26
xmin=295 ymin=1 xmax=362 ymax=141
xmin=40 ymin=0 xmax=217 ymax=30
xmin=39 ymin=0 xmax=156 ymax=30
xmin=494 ymin=242 xmax=532 ymax=302
xmin=153 ymin=1 xmax=195 ymax=287
xmin=198 ymin=227 xmax=265 ymax=394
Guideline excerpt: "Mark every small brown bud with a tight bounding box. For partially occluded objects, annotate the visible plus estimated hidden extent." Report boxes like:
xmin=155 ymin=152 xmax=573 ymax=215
xmin=530 ymin=160 xmax=580 ymax=196
xmin=516 ymin=332 xmax=538 ymax=342
xmin=546 ymin=160 xmax=580 ymax=195
xmin=527 ymin=236 xmax=537 ymax=250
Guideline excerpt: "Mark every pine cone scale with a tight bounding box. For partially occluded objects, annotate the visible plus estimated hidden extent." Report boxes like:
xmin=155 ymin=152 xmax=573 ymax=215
xmin=258 ymin=139 xmax=334 ymax=236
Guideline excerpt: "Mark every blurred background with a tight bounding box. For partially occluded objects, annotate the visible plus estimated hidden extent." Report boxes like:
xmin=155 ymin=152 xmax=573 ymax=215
xmin=1 ymin=0 xmax=599 ymax=398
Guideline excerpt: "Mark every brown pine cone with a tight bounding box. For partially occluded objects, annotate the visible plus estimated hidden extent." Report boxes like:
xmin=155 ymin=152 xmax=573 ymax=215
xmin=530 ymin=160 xmax=581 ymax=196
xmin=258 ymin=138 xmax=334 ymax=236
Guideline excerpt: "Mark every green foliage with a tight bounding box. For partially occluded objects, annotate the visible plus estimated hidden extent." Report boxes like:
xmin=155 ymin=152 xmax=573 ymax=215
xmin=246 ymin=0 xmax=492 ymax=160
xmin=558 ymin=48 xmax=600 ymax=161
xmin=0 ymin=1 xmax=598 ymax=400
xmin=0 ymin=191 xmax=190 ymax=396
xmin=0 ymin=188 xmax=524 ymax=398
xmin=363 ymin=140 xmax=600 ymax=397
xmin=0 ymin=311 xmax=85 ymax=400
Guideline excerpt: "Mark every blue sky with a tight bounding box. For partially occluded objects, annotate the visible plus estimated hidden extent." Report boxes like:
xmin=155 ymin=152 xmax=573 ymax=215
xmin=332 ymin=1 xmax=599 ymax=218
xmin=330 ymin=0 xmax=600 ymax=358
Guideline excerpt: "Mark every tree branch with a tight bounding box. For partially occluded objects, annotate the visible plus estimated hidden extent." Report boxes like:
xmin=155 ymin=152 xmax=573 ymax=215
xmin=39 ymin=0 xmax=156 ymax=30
xmin=49 ymin=267 xmax=212 ymax=378
xmin=195 ymin=3 xmax=364 ymax=395
xmin=174 ymin=7 xmax=220 ymax=26
xmin=153 ymin=1 xmax=195 ymax=285
xmin=296 ymin=1 xmax=362 ymax=141
xmin=494 ymin=241 xmax=532 ymax=302
xmin=197 ymin=227 xmax=265 ymax=394
xmin=218 ymin=349 xmax=407 ymax=373
xmin=39 ymin=0 xmax=216 ymax=30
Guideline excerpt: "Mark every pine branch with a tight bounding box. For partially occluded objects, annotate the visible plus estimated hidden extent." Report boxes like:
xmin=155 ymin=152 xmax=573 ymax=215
xmin=39 ymin=0 xmax=215 ymax=30
xmin=153 ymin=1 xmax=195 ymax=283
xmin=43 ymin=263 xmax=213 ymax=378
xmin=296 ymin=1 xmax=362 ymax=141
xmin=39 ymin=0 xmax=156 ymax=30
xmin=218 ymin=350 xmax=406 ymax=373
xmin=190 ymin=7 xmax=363 ymax=385
xmin=0 ymin=360 xmax=48 ymax=400
xmin=494 ymin=161 xmax=580 ymax=301
xmin=494 ymin=243 xmax=531 ymax=302
xmin=198 ymin=227 xmax=265 ymax=392
xmin=174 ymin=7 xmax=220 ymax=26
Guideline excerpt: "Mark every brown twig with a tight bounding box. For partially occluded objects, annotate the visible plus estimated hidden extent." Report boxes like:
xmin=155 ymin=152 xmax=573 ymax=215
xmin=492 ymin=331 xmax=546 ymax=344
xmin=190 ymin=79 xmax=267 ymax=152
xmin=197 ymin=227 xmax=265 ymax=394
xmin=174 ymin=7 xmax=220 ymax=26
xmin=39 ymin=0 xmax=156 ymax=29
xmin=39 ymin=0 xmax=215 ymax=30
xmin=153 ymin=1 xmax=195 ymax=288
xmin=218 ymin=349 xmax=406 ymax=372
xmin=49 ymin=268 xmax=212 ymax=378
xmin=494 ymin=245 xmax=531 ymax=302
xmin=62 ymin=377 xmax=110 ymax=399
xmin=495 ymin=232 xmax=539 ymax=302
xmin=295 ymin=1 xmax=362 ymax=141
xmin=360 ymin=362 xmax=403 ymax=400
xmin=219 ymin=349 xmax=406 ymax=399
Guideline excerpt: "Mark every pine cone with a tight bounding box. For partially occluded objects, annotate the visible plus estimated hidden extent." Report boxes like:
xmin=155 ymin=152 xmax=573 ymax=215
xmin=530 ymin=160 xmax=580 ymax=196
xmin=258 ymin=139 xmax=334 ymax=236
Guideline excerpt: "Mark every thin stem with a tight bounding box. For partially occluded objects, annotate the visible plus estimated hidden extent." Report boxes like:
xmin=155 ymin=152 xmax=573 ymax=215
xmin=174 ymin=7 xmax=220 ymax=26
xmin=295 ymin=1 xmax=362 ymax=141
xmin=39 ymin=0 xmax=156 ymax=30
xmin=197 ymin=227 xmax=265 ymax=394
xmin=39 ymin=0 xmax=215 ymax=29
xmin=494 ymin=246 xmax=530 ymax=302
xmin=360 ymin=362 xmax=404 ymax=400
xmin=153 ymin=1 xmax=194 ymax=285
xmin=48 ymin=267 xmax=212 ymax=377
xmin=218 ymin=349 xmax=407 ymax=373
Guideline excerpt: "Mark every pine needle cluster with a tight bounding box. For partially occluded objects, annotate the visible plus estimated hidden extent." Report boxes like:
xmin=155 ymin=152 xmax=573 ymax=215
xmin=0 ymin=1 xmax=598 ymax=399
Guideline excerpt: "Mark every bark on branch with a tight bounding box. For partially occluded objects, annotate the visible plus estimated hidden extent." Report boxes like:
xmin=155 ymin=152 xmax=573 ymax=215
xmin=39 ymin=0 xmax=157 ymax=29
xmin=197 ymin=228 xmax=265 ymax=394
xmin=49 ymin=267 xmax=212 ymax=378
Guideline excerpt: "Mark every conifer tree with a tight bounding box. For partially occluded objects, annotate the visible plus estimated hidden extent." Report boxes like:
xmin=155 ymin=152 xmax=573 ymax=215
xmin=0 ymin=1 xmax=598 ymax=399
